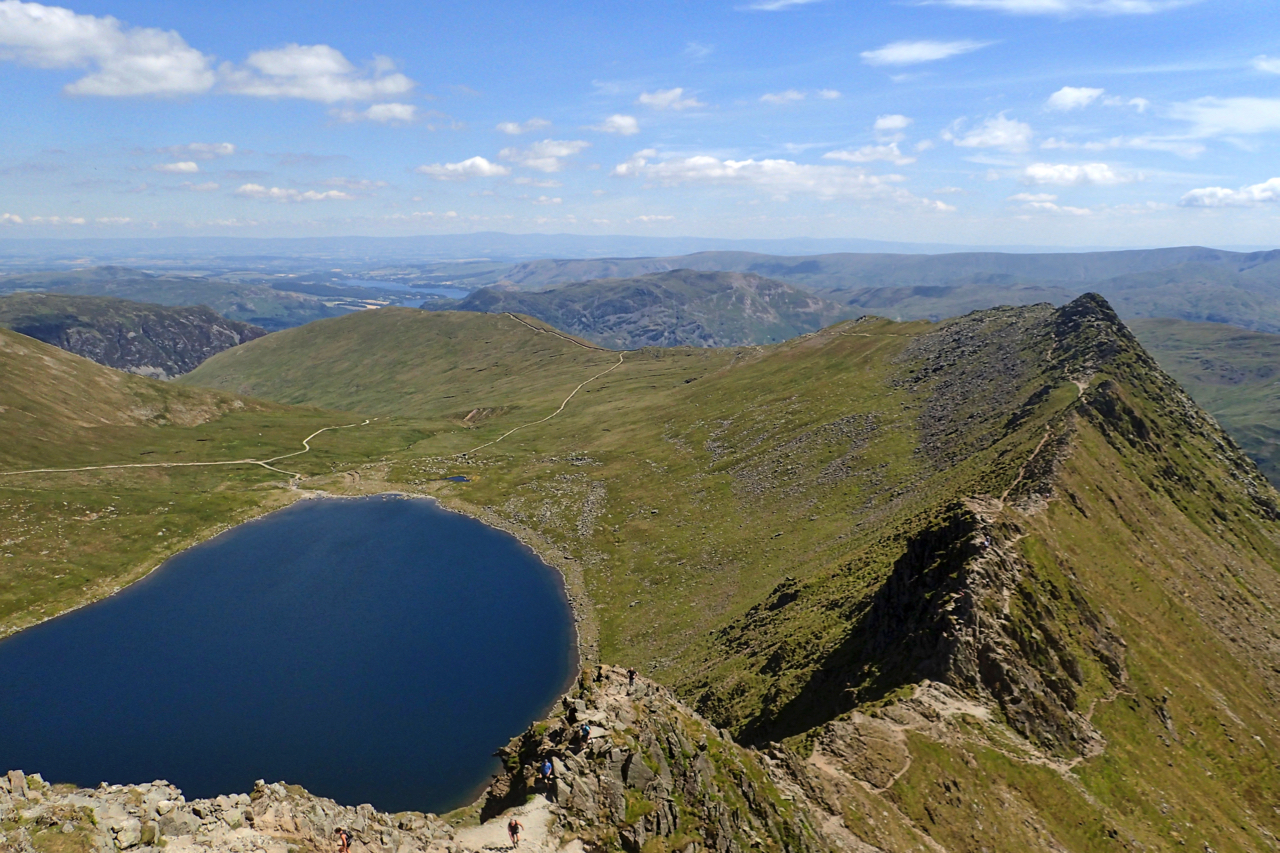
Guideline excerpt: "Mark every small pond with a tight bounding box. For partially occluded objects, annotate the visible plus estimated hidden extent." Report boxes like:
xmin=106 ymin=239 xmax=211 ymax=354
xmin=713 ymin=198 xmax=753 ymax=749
xmin=0 ymin=496 xmax=576 ymax=813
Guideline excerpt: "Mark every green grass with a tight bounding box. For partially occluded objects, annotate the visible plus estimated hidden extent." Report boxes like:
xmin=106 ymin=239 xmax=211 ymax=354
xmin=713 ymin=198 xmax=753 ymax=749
xmin=1129 ymin=316 xmax=1280 ymax=485
xmin=4 ymin=299 xmax=1280 ymax=850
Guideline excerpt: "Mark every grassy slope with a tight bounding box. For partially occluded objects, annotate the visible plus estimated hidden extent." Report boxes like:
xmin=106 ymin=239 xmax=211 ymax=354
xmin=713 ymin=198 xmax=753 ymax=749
xmin=0 ymin=327 xmax=427 ymax=637
xmin=11 ymin=300 xmax=1280 ymax=850
xmin=1129 ymin=317 xmax=1280 ymax=485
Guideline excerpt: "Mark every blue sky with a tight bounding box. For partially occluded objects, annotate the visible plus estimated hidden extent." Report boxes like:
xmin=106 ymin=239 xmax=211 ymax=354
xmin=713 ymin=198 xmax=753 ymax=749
xmin=1 ymin=0 xmax=1278 ymax=247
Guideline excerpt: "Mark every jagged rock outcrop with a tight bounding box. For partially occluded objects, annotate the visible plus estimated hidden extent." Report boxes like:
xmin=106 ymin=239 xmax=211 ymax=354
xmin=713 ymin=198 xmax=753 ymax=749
xmin=483 ymin=665 xmax=821 ymax=853
xmin=0 ymin=294 xmax=267 ymax=378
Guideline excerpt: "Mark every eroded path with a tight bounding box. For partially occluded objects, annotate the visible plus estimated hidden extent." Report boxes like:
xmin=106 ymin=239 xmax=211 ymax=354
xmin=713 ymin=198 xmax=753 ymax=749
xmin=0 ymin=420 xmax=374 ymax=479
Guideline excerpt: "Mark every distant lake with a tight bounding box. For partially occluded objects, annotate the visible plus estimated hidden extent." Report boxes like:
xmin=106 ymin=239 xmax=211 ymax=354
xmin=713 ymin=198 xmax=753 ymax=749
xmin=0 ymin=496 xmax=576 ymax=813
xmin=344 ymin=279 xmax=470 ymax=300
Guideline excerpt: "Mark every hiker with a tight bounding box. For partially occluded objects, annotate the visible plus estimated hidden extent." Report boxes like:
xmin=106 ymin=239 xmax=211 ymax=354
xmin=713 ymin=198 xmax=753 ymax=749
xmin=627 ymin=666 xmax=637 ymax=686
xmin=335 ymin=828 xmax=351 ymax=853
xmin=507 ymin=817 xmax=523 ymax=846
xmin=540 ymin=757 xmax=554 ymax=785
xmin=580 ymin=722 xmax=592 ymax=742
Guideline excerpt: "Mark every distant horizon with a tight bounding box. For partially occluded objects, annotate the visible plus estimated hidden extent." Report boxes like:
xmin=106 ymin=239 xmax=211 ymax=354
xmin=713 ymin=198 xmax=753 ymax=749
xmin=0 ymin=231 xmax=1277 ymax=263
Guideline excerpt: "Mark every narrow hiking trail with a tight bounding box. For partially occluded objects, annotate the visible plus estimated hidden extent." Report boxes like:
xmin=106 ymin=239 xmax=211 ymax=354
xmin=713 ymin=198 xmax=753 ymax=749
xmin=455 ymin=314 xmax=627 ymax=457
xmin=0 ymin=420 xmax=375 ymax=479
xmin=457 ymin=352 xmax=625 ymax=457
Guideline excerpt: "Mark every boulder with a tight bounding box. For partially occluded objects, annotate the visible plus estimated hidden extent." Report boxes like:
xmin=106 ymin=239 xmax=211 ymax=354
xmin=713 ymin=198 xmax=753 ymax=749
xmin=158 ymin=810 xmax=200 ymax=837
xmin=115 ymin=817 xmax=142 ymax=848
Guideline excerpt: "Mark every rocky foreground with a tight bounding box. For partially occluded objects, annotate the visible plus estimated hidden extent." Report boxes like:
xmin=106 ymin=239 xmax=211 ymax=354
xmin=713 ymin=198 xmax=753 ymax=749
xmin=0 ymin=667 xmax=827 ymax=853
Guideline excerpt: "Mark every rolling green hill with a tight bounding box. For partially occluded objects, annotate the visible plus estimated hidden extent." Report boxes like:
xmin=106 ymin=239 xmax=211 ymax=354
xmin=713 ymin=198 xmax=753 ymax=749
xmin=0 ymin=293 xmax=266 ymax=377
xmin=8 ymin=297 xmax=1280 ymax=851
xmin=431 ymin=269 xmax=855 ymax=348
xmin=179 ymin=298 xmax=1280 ymax=851
xmin=1130 ymin=317 xmax=1280 ymax=485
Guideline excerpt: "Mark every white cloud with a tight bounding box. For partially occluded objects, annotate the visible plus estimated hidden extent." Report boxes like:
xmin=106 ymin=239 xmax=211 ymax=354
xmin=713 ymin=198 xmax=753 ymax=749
xmin=823 ymin=143 xmax=916 ymax=165
xmin=94 ymin=216 xmax=131 ymax=224
xmin=611 ymin=149 xmax=658 ymax=177
xmin=234 ymin=183 xmax=353 ymax=201
xmin=739 ymin=0 xmax=824 ymax=8
xmin=818 ymin=89 xmax=841 ymax=99
xmin=414 ymin=156 xmax=510 ymax=180
xmin=1022 ymin=162 xmax=1131 ymax=185
xmin=1045 ymin=86 xmax=1104 ymax=110
xmin=1102 ymin=95 xmax=1149 ymax=111
xmin=588 ymin=114 xmax=639 ymax=135
xmin=945 ymin=114 xmax=1033 ymax=152
xmin=637 ymin=87 xmax=704 ymax=110
xmin=0 ymin=0 xmax=215 ymax=96
xmin=0 ymin=213 xmax=22 ymax=225
xmin=161 ymin=142 xmax=235 ymax=160
xmin=874 ymin=114 xmax=913 ymax=133
xmin=1007 ymin=192 xmax=1091 ymax=214
xmin=684 ymin=41 xmax=714 ymax=59
xmin=861 ymin=39 xmax=992 ymax=66
xmin=632 ymin=214 xmax=676 ymax=222
xmin=220 ymin=44 xmax=413 ymax=102
xmin=29 ymin=215 xmax=85 ymax=224
xmin=181 ymin=181 xmax=219 ymax=192
xmin=496 ymin=117 xmax=551 ymax=135
xmin=499 ymin=139 xmax=590 ymax=173
xmin=925 ymin=0 xmax=1195 ymax=14
xmin=1179 ymin=177 xmax=1280 ymax=208
xmin=761 ymin=89 xmax=805 ymax=105
xmin=531 ymin=195 xmax=562 ymax=205
xmin=152 ymin=161 xmax=199 ymax=173
xmin=1008 ymin=192 xmax=1057 ymax=202
xmin=1254 ymin=56 xmax=1280 ymax=74
xmin=333 ymin=102 xmax=416 ymax=123
xmin=1169 ymin=97 xmax=1280 ymax=136
xmin=611 ymin=149 xmax=954 ymax=210
xmin=915 ymin=139 xmax=936 ymax=151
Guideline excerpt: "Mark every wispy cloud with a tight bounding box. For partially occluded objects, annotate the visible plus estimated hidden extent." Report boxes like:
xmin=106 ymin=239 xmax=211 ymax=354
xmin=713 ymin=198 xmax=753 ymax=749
xmin=738 ymin=0 xmax=825 ymax=10
xmin=861 ymin=39 xmax=994 ymax=66
xmin=496 ymin=118 xmax=551 ymax=135
xmin=761 ymin=89 xmax=805 ymax=105
xmin=332 ymin=103 xmax=417 ymax=124
xmin=637 ymin=87 xmax=705 ymax=110
xmin=1169 ymin=97 xmax=1280 ymax=136
xmin=587 ymin=114 xmax=639 ymax=135
xmin=924 ymin=0 xmax=1196 ymax=15
xmin=152 ymin=161 xmax=199 ymax=173
xmin=234 ymin=183 xmax=353 ymax=201
xmin=944 ymin=114 xmax=1033 ymax=152
xmin=611 ymin=149 xmax=954 ymax=210
xmin=499 ymin=139 xmax=590 ymax=173
xmin=823 ymin=143 xmax=917 ymax=165
xmin=1254 ymin=56 xmax=1280 ymax=74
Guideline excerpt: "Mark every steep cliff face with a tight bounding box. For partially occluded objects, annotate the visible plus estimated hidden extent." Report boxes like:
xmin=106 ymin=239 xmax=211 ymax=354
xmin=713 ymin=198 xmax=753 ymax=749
xmin=0 ymin=294 xmax=267 ymax=378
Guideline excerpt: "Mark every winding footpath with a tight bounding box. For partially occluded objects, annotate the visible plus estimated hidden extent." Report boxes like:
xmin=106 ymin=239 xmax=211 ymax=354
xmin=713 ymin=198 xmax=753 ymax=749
xmin=0 ymin=420 xmax=375 ymax=479
xmin=455 ymin=315 xmax=626 ymax=457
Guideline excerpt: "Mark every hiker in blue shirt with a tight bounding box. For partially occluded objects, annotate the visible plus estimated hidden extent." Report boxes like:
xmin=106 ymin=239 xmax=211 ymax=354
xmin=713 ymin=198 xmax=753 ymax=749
xmin=540 ymin=757 xmax=554 ymax=785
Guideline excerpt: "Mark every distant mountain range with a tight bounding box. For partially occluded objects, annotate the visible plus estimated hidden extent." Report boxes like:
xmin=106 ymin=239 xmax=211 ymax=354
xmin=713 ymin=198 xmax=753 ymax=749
xmin=432 ymin=270 xmax=852 ymax=349
xmin=493 ymin=246 xmax=1280 ymax=333
xmin=0 ymin=293 xmax=267 ymax=378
